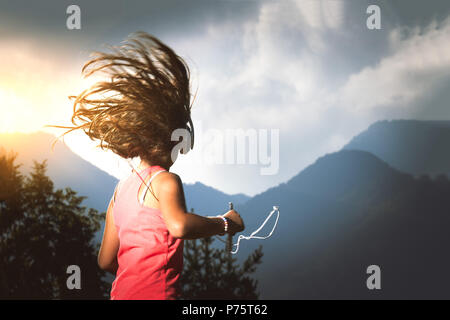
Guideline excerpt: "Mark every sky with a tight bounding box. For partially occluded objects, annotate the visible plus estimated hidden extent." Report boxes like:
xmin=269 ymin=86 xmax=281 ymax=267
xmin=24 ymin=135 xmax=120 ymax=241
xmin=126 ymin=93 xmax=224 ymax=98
xmin=1 ymin=0 xmax=450 ymax=196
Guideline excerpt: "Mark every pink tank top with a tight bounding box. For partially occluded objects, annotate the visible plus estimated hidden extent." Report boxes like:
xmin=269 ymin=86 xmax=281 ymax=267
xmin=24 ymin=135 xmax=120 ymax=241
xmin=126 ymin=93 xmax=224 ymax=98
xmin=110 ymin=166 xmax=184 ymax=300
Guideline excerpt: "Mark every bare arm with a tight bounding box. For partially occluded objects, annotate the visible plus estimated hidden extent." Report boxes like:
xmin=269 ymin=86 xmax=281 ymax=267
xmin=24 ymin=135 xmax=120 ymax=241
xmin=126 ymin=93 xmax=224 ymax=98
xmin=97 ymin=195 xmax=119 ymax=273
xmin=154 ymin=172 xmax=244 ymax=239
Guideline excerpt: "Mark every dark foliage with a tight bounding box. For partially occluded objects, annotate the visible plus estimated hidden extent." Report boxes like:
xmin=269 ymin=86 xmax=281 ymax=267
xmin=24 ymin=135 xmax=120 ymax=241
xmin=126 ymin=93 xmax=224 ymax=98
xmin=180 ymin=234 xmax=263 ymax=299
xmin=0 ymin=151 xmax=109 ymax=299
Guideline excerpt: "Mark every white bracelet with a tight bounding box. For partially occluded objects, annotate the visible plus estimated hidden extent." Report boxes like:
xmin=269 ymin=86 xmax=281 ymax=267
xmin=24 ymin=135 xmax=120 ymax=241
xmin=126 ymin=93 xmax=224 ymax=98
xmin=219 ymin=216 xmax=228 ymax=233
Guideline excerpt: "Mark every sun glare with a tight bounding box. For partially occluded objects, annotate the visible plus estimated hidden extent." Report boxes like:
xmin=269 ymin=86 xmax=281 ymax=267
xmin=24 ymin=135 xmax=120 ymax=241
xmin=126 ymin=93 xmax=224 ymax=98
xmin=0 ymin=88 xmax=34 ymax=133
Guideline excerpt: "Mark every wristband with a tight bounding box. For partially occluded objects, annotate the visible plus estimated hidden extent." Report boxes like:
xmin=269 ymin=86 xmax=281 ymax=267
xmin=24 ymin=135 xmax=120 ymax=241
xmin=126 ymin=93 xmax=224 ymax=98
xmin=219 ymin=216 xmax=228 ymax=233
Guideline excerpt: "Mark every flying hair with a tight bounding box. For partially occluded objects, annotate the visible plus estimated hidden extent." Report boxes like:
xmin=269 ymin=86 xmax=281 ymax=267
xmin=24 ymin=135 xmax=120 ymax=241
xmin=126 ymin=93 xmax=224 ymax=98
xmin=46 ymin=32 xmax=195 ymax=171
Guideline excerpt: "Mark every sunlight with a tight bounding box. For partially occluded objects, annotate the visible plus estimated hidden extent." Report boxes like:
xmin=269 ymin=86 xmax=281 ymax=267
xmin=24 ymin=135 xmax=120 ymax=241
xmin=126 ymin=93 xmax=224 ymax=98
xmin=0 ymin=88 xmax=34 ymax=132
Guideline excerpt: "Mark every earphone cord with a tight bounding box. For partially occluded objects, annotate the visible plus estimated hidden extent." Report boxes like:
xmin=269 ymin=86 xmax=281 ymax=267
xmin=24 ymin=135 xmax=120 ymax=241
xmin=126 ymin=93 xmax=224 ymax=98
xmin=215 ymin=205 xmax=280 ymax=254
xmin=127 ymin=159 xmax=280 ymax=255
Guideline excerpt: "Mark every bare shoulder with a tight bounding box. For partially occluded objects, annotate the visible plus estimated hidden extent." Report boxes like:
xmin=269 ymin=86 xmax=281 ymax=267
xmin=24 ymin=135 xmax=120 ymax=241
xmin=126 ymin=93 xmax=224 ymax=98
xmin=152 ymin=171 xmax=183 ymax=193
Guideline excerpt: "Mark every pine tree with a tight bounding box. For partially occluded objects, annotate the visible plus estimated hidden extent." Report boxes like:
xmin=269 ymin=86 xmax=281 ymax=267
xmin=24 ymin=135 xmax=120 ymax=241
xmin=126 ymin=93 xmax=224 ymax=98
xmin=0 ymin=151 xmax=109 ymax=299
xmin=180 ymin=209 xmax=263 ymax=299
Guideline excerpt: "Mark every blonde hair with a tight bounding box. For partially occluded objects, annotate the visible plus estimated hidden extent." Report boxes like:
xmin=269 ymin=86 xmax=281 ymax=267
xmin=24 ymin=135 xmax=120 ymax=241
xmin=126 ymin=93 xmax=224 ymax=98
xmin=49 ymin=32 xmax=194 ymax=169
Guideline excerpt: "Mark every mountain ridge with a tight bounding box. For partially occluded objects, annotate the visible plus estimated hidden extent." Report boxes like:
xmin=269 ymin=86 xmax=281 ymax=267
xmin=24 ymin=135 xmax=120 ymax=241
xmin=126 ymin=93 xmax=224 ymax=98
xmin=344 ymin=119 xmax=450 ymax=177
xmin=0 ymin=131 xmax=251 ymax=214
xmin=5 ymin=120 xmax=450 ymax=299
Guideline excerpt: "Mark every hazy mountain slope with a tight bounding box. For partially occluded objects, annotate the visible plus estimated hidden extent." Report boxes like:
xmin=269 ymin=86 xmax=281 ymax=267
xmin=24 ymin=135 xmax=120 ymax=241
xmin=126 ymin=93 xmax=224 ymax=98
xmin=237 ymin=149 xmax=450 ymax=299
xmin=344 ymin=120 xmax=450 ymax=177
xmin=6 ymin=128 xmax=450 ymax=299
xmin=0 ymin=131 xmax=118 ymax=212
xmin=184 ymin=182 xmax=249 ymax=214
xmin=0 ymin=131 xmax=251 ymax=261
xmin=0 ymin=131 xmax=250 ymax=216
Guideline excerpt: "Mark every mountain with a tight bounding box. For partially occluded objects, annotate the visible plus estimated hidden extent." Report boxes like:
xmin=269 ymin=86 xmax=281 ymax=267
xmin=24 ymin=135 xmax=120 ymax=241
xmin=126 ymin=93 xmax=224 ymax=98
xmin=0 ymin=131 xmax=249 ymax=216
xmin=344 ymin=120 xmax=450 ymax=177
xmin=6 ymin=126 xmax=450 ymax=299
xmin=0 ymin=131 xmax=118 ymax=213
xmin=235 ymin=149 xmax=450 ymax=299
xmin=184 ymin=182 xmax=250 ymax=214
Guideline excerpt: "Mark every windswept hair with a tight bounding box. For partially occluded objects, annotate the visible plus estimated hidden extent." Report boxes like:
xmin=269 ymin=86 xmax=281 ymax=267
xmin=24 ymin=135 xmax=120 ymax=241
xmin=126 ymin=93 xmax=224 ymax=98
xmin=49 ymin=32 xmax=194 ymax=168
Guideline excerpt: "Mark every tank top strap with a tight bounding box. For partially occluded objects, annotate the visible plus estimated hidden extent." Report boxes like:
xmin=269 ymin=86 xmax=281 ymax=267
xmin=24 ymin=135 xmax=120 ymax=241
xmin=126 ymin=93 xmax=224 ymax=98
xmin=136 ymin=165 xmax=167 ymax=180
xmin=135 ymin=165 xmax=167 ymax=205
xmin=147 ymin=169 xmax=166 ymax=184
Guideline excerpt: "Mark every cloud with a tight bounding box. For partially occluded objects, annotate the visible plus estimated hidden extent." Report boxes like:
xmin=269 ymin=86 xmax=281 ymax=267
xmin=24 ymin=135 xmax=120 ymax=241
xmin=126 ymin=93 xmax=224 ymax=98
xmin=167 ymin=0 xmax=355 ymax=194
xmin=169 ymin=1 xmax=450 ymax=195
xmin=338 ymin=16 xmax=450 ymax=112
xmin=2 ymin=0 xmax=450 ymax=196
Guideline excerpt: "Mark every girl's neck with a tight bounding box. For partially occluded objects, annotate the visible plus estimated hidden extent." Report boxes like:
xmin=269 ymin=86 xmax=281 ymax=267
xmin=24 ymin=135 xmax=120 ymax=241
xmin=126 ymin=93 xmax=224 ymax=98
xmin=138 ymin=159 xmax=171 ymax=171
xmin=137 ymin=160 xmax=152 ymax=171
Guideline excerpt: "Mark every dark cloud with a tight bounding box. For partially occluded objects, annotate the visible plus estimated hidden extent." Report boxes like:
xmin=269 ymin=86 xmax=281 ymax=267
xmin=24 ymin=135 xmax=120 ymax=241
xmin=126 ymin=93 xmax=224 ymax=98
xmin=2 ymin=0 xmax=450 ymax=195
xmin=386 ymin=0 xmax=450 ymax=27
xmin=0 ymin=0 xmax=262 ymax=47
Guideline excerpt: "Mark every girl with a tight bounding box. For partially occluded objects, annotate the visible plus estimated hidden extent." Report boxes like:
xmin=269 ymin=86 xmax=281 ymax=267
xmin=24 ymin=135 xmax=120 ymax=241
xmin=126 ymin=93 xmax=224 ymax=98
xmin=55 ymin=32 xmax=245 ymax=300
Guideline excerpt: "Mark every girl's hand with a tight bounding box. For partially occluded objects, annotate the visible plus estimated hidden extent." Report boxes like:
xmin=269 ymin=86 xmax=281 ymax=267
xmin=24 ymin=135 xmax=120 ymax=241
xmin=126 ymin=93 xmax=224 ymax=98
xmin=223 ymin=209 xmax=245 ymax=236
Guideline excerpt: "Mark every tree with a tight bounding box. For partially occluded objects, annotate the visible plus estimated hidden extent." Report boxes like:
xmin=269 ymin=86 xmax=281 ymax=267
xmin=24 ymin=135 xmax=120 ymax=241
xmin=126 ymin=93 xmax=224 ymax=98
xmin=180 ymin=210 xmax=263 ymax=299
xmin=0 ymin=151 xmax=109 ymax=299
